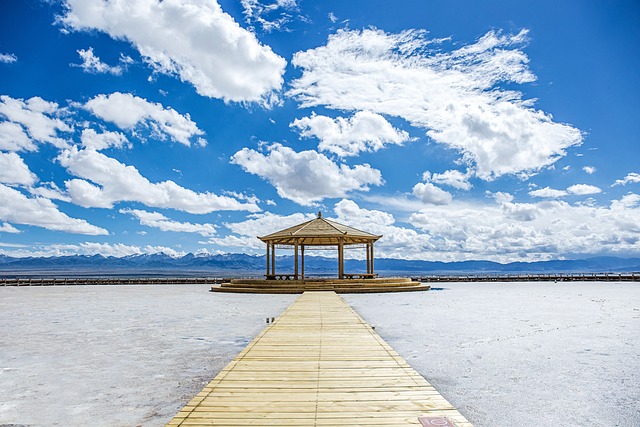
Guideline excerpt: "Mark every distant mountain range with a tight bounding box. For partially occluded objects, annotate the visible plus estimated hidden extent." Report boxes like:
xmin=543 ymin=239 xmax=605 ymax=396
xmin=1 ymin=253 xmax=639 ymax=277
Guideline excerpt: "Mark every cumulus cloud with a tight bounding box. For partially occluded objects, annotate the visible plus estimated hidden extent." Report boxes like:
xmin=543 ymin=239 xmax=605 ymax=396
xmin=423 ymin=169 xmax=472 ymax=190
xmin=583 ymin=166 xmax=596 ymax=174
xmin=0 ymin=95 xmax=71 ymax=148
xmin=529 ymin=184 xmax=601 ymax=198
xmin=332 ymin=199 xmax=434 ymax=259
xmin=567 ymin=184 xmax=602 ymax=195
xmin=80 ymin=128 xmax=129 ymax=150
xmin=291 ymin=111 xmax=409 ymax=157
xmin=73 ymin=47 xmax=123 ymax=75
xmin=529 ymin=187 xmax=568 ymax=198
xmin=30 ymin=182 xmax=71 ymax=202
xmin=85 ymin=93 xmax=203 ymax=146
xmin=0 ymin=242 xmax=185 ymax=258
xmin=339 ymin=196 xmax=640 ymax=261
xmin=0 ymin=223 xmax=20 ymax=233
xmin=120 ymin=208 xmax=217 ymax=236
xmin=0 ymin=121 xmax=37 ymax=152
xmin=61 ymin=0 xmax=286 ymax=104
xmin=290 ymin=28 xmax=582 ymax=180
xmin=241 ymin=0 xmax=299 ymax=32
xmin=0 ymin=53 xmax=17 ymax=63
xmin=207 ymin=211 xmax=315 ymax=250
xmin=58 ymin=147 xmax=260 ymax=213
xmin=231 ymin=143 xmax=383 ymax=205
xmin=226 ymin=211 xmax=314 ymax=237
xmin=412 ymin=182 xmax=452 ymax=205
xmin=613 ymin=172 xmax=640 ymax=187
xmin=0 ymin=184 xmax=108 ymax=235
xmin=409 ymin=194 xmax=640 ymax=261
xmin=0 ymin=152 xmax=38 ymax=186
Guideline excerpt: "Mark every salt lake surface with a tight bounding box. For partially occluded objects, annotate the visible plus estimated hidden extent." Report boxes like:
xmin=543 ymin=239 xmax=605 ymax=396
xmin=0 ymin=282 xmax=638 ymax=426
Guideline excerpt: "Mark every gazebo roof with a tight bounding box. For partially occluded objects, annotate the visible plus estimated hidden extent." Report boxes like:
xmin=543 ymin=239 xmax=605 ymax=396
xmin=258 ymin=212 xmax=382 ymax=246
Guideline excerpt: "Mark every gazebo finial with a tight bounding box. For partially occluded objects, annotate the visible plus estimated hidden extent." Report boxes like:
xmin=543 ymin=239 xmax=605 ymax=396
xmin=317 ymin=211 xmax=322 ymax=218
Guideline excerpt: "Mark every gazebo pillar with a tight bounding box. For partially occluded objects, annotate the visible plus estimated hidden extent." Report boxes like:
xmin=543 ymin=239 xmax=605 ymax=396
xmin=301 ymin=244 xmax=305 ymax=279
xmin=370 ymin=243 xmax=375 ymax=275
xmin=266 ymin=242 xmax=270 ymax=276
xmin=338 ymin=237 xmax=344 ymax=279
xmin=271 ymin=243 xmax=275 ymax=276
xmin=294 ymin=239 xmax=299 ymax=280
xmin=366 ymin=242 xmax=371 ymax=274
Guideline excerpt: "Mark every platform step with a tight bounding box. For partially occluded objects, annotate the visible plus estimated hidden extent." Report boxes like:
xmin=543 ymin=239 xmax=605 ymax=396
xmin=210 ymin=279 xmax=430 ymax=294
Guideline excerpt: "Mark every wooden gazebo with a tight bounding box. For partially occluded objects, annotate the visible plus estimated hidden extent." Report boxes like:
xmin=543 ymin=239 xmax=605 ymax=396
xmin=258 ymin=212 xmax=382 ymax=280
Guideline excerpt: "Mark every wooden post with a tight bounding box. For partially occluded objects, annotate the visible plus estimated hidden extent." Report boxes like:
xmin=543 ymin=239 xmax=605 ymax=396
xmin=301 ymin=244 xmax=305 ymax=280
xmin=266 ymin=242 xmax=270 ymax=276
xmin=294 ymin=239 xmax=299 ymax=280
xmin=370 ymin=243 xmax=374 ymax=276
xmin=366 ymin=242 xmax=371 ymax=274
xmin=338 ymin=238 xmax=344 ymax=279
xmin=271 ymin=243 xmax=276 ymax=276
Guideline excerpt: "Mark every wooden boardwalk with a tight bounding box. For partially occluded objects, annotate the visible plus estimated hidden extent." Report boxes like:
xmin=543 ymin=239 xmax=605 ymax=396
xmin=166 ymin=291 xmax=472 ymax=427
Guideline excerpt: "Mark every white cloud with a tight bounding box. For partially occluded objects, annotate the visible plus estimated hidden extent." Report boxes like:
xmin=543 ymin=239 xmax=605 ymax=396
xmin=529 ymin=184 xmax=602 ymax=198
xmin=412 ymin=182 xmax=452 ymax=205
xmin=0 ymin=184 xmax=108 ymax=235
xmin=225 ymin=211 xmax=314 ymax=237
xmin=613 ymin=172 xmax=640 ymax=186
xmin=0 ymin=152 xmax=38 ymax=186
xmin=614 ymin=193 xmax=640 ymax=209
xmin=0 ymin=242 xmax=185 ymax=258
xmin=85 ymin=93 xmax=203 ymax=146
xmin=423 ymin=169 xmax=472 ymax=190
xmin=328 ymin=12 xmax=338 ymax=23
xmin=529 ymin=187 xmax=568 ymax=198
xmin=409 ymin=195 xmax=640 ymax=261
xmin=205 ymin=234 xmax=262 ymax=251
xmin=222 ymin=191 xmax=260 ymax=205
xmin=362 ymin=194 xmax=433 ymax=213
xmin=332 ymin=199 xmax=434 ymax=259
xmin=58 ymin=147 xmax=260 ymax=213
xmin=120 ymin=53 xmax=135 ymax=65
xmin=231 ymin=143 xmax=383 ymax=205
xmin=502 ymin=201 xmax=540 ymax=221
xmin=583 ymin=166 xmax=596 ymax=174
xmin=61 ymin=0 xmax=286 ymax=104
xmin=489 ymin=191 xmax=515 ymax=204
xmin=120 ymin=208 xmax=217 ymax=236
xmin=30 ymin=181 xmax=71 ymax=202
xmin=291 ymin=111 xmax=409 ymax=157
xmin=567 ymin=184 xmax=602 ymax=195
xmin=0 ymin=223 xmax=20 ymax=233
xmin=207 ymin=211 xmax=315 ymax=250
xmin=80 ymin=128 xmax=129 ymax=150
xmin=290 ymin=28 xmax=582 ymax=180
xmin=0 ymin=121 xmax=37 ymax=152
xmin=0 ymin=53 xmax=17 ymax=64
xmin=73 ymin=47 xmax=123 ymax=75
xmin=0 ymin=95 xmax=71 ymax=148
xmin=241 ymin=0 xmax=299 ymax=32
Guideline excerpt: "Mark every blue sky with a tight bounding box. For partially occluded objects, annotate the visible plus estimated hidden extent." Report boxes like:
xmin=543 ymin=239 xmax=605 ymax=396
xmin=0 ymin=0 xmax=639 ymax=262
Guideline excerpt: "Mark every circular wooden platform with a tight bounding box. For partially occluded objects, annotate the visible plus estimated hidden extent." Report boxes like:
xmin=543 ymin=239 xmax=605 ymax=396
xmin=211 ymin=277 xmax=430 ymax=294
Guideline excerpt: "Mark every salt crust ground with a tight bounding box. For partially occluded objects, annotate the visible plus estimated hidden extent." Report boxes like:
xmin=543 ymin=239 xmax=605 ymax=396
xmin=0 ymin=282 xmax=638 ymax=426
